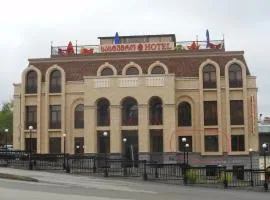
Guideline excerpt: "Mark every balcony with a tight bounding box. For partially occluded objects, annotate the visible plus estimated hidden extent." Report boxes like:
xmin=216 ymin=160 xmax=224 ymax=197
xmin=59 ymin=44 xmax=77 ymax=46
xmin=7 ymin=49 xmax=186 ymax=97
xmin=50 ymin=39 xmax=225 ymax=57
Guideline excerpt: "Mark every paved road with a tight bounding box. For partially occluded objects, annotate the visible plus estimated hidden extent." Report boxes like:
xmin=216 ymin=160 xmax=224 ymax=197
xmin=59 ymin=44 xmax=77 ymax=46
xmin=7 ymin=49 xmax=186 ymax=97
xmin=0 ymin=168 xmax=269 ymax=200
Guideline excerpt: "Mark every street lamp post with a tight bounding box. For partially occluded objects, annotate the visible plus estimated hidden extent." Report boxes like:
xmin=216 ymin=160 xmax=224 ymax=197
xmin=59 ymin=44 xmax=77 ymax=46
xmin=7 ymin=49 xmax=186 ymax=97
xmin=182 ymin=137 xmax=187 ymax=165
xmin=4 ymin=129 xmax=8 ymax=165
xmin=122 ymin=137 xmax=128 ymax=176
xmin=249 ymin=148 xmax=254 ymax=186
xmin=185 ymin=143 xmax=190 ymax=166
xmin=28 ymin=126 xmax=33 ymax=170
xmin=103 ymin=131 xmax=108 ymax=177
xmin=262 ymin=143 xmax=268 ymax=191
xmin=63 ymin=133 xmax=66 ymax=169
xmin=4 ymin=129 xmax=8 ymax=155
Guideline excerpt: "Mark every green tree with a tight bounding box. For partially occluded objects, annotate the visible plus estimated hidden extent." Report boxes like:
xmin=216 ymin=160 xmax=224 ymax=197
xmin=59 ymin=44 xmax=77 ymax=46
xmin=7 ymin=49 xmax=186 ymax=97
xmin=0 ymin=101 xmax=13 ymax=145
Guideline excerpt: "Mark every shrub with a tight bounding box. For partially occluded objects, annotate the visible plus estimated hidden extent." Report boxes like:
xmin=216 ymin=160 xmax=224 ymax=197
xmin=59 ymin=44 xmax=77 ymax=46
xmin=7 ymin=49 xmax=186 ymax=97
xmin=186 ymin=169 xmax=198 ymax=184
xmin=219 ymin=171 xmax=233 ymax=183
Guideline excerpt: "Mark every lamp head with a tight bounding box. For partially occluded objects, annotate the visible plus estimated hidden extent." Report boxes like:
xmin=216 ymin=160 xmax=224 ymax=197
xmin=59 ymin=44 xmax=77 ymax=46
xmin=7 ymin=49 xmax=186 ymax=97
xmin=103 ymin=131 xmax=108 ymax=137
xmin=28 ymin=126 xmax=33 ymax=130
xmin=123 ymin=138 xmax=127 ymax=143
xmin=182 ymin=137 xmax=186 ymax=143
xmin=262 ymin=143 xmax=267 ymax=149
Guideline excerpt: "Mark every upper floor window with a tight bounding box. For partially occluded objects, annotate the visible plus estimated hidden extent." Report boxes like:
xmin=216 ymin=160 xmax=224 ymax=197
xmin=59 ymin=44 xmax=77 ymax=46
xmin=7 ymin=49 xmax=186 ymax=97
xmin=122 ymin=97 xmax=138 ymax=126
xmin=229 ymin=64 xmax=242 ymax=88
xmin=151 ymin=66 xmax=165 ymax=74
xmin=178 ymin=102 xmax=192 ymax=126
xmin=74 ymin=104 xmax=84 ymax=129
xmin=49 ymin=105 xmax=61 ymax=129
xmin=50 ymin=70 xmax=61 ymax=93
xmin=101 ymin=67 xmax=114 ymax=76
xmin=204 ymin=101 xmax=218 ymax=126
xmin=126 ymin=67 xmax=139 ymax=75
xmin=205 ymin=135 xmax=219 ymax=152
xmin=231 ymin=135 xmax=245 ymax=151
xmin=230 ymin=100 xmax=244 ymax=125
xmin=149 ymin=97 xmax=163 ymax=125
xmin=97 ymin=98 xmax=110 ymax=126
xmin=25 ymin=71 xmax=37 ymax=94
xmin=203 ymin=65 xmax=216 ymax=88
xmin=25 ymin=106 xmax=37 ymax=129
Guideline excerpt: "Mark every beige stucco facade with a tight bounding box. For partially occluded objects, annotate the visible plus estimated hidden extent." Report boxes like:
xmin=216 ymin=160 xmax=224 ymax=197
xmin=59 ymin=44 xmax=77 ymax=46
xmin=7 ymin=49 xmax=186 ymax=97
xmin=12 ymin=35 xmax=259 ymax=166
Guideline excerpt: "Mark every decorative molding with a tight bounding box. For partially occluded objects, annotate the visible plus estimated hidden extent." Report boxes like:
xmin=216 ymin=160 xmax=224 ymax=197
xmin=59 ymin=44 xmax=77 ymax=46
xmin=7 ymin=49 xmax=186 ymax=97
xmin=94 ymin=79 xmax=110 ymax=88
xmin=119 ymin=78 xmax=138 ymax=87
xmin=146 ymin=77 xmax=164 ymax=86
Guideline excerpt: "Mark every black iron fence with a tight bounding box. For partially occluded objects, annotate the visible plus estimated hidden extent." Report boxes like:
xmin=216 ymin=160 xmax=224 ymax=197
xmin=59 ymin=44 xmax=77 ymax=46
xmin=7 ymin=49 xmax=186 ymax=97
xmin=0 ymin=151 xmax=268 ymax=191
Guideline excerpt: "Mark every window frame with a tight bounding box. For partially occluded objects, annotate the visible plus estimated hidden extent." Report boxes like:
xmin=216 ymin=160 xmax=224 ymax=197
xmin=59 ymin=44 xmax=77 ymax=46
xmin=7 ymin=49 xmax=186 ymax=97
xmin=204 ymin=135 xmax=219 ymax=152
xmin=74 ymin=104 xmax=84 ymax=129
xmin=25 ymin=106 xmax=37 ymax=129
xmin=203 ymin=65 xmax=216 ymax=89
xmin=49 ymin=70 xmax=61 ymax=93
xmin=229 ymin=64 xmax=242 ymax=88
xmin=204 ymin=101 xmax=218 ymax=126
xmin=49 ymin=105 xmax=61 ymax=129
xmin=230 ymin=100 xmax=244 ymax=125
xmin=178 ymin=102 xmax=192 ymax=126
xmin=231 ymin=135 xmax=245 ymax=152
xmin=25 ymin=71 xmax=37 ymax=94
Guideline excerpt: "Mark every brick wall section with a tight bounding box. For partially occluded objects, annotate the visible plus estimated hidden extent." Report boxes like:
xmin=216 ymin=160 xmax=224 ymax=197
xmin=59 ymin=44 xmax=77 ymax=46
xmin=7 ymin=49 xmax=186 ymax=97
xmin=31 ymin=54 xmax=248 ymax=82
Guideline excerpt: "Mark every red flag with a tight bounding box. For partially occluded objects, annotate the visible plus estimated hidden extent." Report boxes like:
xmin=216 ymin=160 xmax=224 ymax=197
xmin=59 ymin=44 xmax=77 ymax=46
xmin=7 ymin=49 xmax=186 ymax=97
xmin=67 ymin=41 xmax=74 ymax=54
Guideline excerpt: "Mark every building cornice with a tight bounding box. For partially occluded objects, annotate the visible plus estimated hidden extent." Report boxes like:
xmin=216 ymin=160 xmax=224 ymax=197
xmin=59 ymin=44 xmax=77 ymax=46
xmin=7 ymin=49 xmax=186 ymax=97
xmin=28 ymin=50 xmax=245 ymax=64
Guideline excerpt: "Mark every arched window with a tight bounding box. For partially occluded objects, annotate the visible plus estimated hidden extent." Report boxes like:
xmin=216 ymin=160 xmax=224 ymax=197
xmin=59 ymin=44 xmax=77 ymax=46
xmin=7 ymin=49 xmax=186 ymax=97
xmin=97 ymin=98 xmax=110 ymax=126
xmin=178 ymin=102 xmax=192 ymax=126
xmin=126 ymin=67 xmax=139 ymax=75
xmin=25 ymin=71 xmax=37 ymax=94
xmin=149 ymin=97 xmax=163 ymax=125
xmin=229 ymin=64 xmax=242 ymax=88
xmin=203 ymin=65 xmax=216 ymax=88
xmin=74 ymin=104 xmax=84 ymax=129
xmin=122 ymin=97 xmax=138 ymax=126
xmin=151 ymin=66 xmax=165 ymax=74
xmin=101 ymin=67 xmax=114 ymax=76
xmin=50 ymin=70 xmax=61 ymax=93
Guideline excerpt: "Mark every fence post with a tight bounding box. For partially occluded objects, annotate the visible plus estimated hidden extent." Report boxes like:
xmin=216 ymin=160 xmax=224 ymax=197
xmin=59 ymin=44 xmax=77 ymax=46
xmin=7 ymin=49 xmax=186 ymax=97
xmin=143 ymin=160 xmax=148 ymax=181
xmin=65 ymin=154 xmax=70 ymax=173
xmin=264 ymin=169 xmax=268 ymax=191
xmin=104 ymin=159 xmax=108 ymax=177
xmin=183 ymin=165 xmax=188 ymax=185
xmin=93 ymin=157 xmax=96 ymax=173
xmin=223 ymin=169 xmax=228 ymax=189
xmin=155 ymin=164 xmax=158 ymax=178
xmin=123 ymin=160 xmax=127 ymax=176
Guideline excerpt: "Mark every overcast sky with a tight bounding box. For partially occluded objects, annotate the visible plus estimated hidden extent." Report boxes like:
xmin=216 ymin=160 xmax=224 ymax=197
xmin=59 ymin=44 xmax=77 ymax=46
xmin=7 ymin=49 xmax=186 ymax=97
xmin=1 ymin=0 xmax=270 ymax=116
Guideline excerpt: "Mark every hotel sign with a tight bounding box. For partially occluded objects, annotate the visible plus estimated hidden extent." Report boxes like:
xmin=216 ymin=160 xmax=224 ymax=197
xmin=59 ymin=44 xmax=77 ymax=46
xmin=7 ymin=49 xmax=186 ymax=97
xmin=100 ymin=42 xmax=175 ymax=53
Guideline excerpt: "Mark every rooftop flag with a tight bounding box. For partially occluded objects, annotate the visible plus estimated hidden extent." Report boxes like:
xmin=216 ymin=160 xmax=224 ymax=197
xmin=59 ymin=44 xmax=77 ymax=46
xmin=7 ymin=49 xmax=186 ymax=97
xmin=113 ymin=32 xmax=120 ymax=44
xmin=206 ymin=29 xmax=210 ymax=48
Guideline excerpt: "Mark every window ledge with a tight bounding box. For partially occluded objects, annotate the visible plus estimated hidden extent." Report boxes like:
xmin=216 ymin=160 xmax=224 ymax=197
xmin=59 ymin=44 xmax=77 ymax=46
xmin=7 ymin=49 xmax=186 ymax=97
xmin=228 ymin=151 xmax=248 ymax=155
xmin=203 ymin=88 xmax=217 ymax=91
xmin=149 ymin=125 xmax=163 ymax=129
xmin=24 ymin=130 xmax=37 ymax=132
xmin=48 ymin=93 xmax=62 ymax=96
xmin=24 ymin=93 xmax=38 ymax=97
xmin=231 ymin=125 xmax=245 ymax=128
xmin=201 ymin=152 xmax=223 ymax=156
xmin=229 ymin=88 xmax=243 ymax=91
xmin=48 ymin=129 xmax=61 ymax=132
xmin=121 ymin=126 xmax=138 ymax=130
xmin=204 ymin=125 xmax=219 ymax=128
xmin=96 ymin=127 xmax=110 ymax=131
